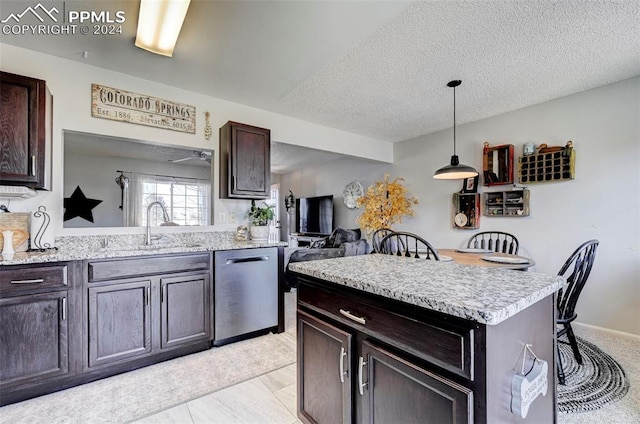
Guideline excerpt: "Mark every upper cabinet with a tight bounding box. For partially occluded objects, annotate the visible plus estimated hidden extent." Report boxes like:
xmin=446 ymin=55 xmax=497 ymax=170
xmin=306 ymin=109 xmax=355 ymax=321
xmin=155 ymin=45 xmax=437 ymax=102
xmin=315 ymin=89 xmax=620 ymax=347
xmin=0 ymin=72 xmax=52 ymax=190
xmin=482 ymin=143 xmax=514 ymax=186
xmin=219 ymin=121 xmax=270 ymax=199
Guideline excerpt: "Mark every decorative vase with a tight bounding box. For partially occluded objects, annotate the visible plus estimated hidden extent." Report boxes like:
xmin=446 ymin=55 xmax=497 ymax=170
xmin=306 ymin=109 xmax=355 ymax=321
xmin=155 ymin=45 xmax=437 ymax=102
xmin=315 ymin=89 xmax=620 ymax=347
xmin=2 ymin=230 xmax=15 ymax=260
xmin=250 ymin=225 xmax=270 ymax=241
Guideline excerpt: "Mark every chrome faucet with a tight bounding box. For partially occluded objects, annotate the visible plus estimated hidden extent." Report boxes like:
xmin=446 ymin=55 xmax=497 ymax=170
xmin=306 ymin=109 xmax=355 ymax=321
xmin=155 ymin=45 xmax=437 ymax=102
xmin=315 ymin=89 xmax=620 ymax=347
xmin=146 ymin=201 xmax=171 ymax=245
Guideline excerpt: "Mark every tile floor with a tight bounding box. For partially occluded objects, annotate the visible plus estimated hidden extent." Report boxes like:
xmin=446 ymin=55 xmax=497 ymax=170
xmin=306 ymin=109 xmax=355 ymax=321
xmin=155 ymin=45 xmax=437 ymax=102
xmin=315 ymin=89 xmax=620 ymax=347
xmin=133 ymin=363 xmax=299 ymax=424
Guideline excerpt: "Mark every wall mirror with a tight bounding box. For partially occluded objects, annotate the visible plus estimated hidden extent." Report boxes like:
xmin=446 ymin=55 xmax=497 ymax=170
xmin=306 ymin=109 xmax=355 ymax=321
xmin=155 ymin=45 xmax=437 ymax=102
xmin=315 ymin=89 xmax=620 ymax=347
xmin=482 ymin=143 xmax=514 ymax=186
xmin=63 ymin=130 xmax=213 ymax=228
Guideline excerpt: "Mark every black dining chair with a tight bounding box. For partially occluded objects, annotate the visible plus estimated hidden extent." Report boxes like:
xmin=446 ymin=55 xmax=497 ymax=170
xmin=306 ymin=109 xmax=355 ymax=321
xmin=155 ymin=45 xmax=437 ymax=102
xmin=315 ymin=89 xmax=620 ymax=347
xmin=556 ymin=239 xmax=599 ymax=385
xmin=467 ymin=231 xmax=519 ymax=254
xmin=379 ymin=231 xmax=440 ymax=260
xmin=371 ymin=228 xmax=393 ymax=253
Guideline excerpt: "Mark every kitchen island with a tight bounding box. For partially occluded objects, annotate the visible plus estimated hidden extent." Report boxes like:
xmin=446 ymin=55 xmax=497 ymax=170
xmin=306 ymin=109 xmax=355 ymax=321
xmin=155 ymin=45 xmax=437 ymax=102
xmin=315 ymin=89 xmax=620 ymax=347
xmin=289 ymin=254 xmax=565 ymax=424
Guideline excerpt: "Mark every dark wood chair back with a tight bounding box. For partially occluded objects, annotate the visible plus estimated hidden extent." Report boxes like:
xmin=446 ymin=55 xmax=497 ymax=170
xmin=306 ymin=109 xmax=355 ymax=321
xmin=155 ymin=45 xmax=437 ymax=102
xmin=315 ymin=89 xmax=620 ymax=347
xmin=557 ymin=239 xmax=599 ymax=325
xmin=467 ymin=231 xmax=519 ymax=254
xmin=371 ymin=228 xmax=393 ymax=253
xmin=379 ymin=231 xmax=440 ymax=260
xmin=555 ymin=239 xmax=599 ymax=384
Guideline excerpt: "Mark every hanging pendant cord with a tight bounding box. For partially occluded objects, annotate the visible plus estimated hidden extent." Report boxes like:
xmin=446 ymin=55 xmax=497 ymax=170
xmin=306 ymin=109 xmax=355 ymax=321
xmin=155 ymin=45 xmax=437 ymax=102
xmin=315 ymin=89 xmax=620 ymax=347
xmin=453 ymin=85 xmax=456 ymax=156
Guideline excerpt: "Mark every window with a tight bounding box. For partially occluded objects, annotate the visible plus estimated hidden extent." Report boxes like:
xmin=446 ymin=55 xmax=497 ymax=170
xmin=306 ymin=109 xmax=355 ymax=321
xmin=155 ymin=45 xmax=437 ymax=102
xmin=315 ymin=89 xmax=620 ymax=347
xmin=122 ymin=172 xmax=209 ymax=227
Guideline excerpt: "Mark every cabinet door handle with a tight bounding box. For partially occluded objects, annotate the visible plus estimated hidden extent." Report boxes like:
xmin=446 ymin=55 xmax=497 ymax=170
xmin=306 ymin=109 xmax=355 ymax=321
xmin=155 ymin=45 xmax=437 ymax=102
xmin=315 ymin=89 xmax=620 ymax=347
xmin=339 ymin=346 xmax=347 ymax=383
xmin=358 ymin=356 xmax=368 ymax=396
xmin=146 ymin=286 xmax=150 ymax=306
xmin=160 ymin=285 xmax=164 ymax=303
xmin=232 ymin=175 xmax=236 ymax=191
xmin=225 ymin=256 xmax=269 ymax=264
xmin=31 ymin=155 xmax=36 ymax=176
xmin=339 ymin=309 xmax=366 ymax=325
xmin=11 ymin=278 xmax=44 ymax=284
xmin=61 ymin=297 xmax=67 ymax=321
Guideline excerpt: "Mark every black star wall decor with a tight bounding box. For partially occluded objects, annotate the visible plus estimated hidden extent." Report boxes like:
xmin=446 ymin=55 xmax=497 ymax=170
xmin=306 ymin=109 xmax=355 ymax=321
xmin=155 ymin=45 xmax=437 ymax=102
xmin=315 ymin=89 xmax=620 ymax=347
xmin=64 ymin=186 xmax=103 ymax=223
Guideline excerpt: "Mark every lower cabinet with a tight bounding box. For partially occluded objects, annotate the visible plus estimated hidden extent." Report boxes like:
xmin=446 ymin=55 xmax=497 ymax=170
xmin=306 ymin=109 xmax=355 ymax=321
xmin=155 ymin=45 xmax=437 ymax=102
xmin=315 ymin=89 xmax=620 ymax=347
xmin=0 ymin=262 xmax=81 ymax=405
xmin=298 ymin=311 xmax=352 ymax=424
xmin=88 ymin=280 xmax=152 ymax=367
xmin=160 ymin=274 xmax=210 ymax=349
xmin=297 ymin=279 xmax=474 ymax=424
xmin=86 ymin=253 xmax=212 ymax=370
xmin=358 ymin=341 xmax=472 ymax=424
xmin=0 ymin=291 xmax=70 ymax=385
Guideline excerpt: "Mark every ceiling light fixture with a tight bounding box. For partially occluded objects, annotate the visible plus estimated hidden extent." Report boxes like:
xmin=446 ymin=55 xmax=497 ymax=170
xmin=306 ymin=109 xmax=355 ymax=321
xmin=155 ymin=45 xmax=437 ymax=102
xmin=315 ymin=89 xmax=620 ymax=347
xmin=433 ymin=80 xmax=479 ymax=180
xmin=135 ymin=0 xmax=191 ymax=57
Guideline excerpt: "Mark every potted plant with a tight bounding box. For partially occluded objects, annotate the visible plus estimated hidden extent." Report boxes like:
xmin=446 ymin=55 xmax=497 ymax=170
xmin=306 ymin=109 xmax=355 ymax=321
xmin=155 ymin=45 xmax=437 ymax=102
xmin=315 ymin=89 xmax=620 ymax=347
xmin=247 ymin=201 xmax=275 ymax=241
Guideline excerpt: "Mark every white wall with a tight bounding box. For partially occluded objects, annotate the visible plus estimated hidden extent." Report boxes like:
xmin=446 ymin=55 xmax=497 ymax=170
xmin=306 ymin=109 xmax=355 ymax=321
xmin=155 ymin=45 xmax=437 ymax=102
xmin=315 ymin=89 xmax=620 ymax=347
xmin=280 ymin=77 xmax=640 ymax=335
xmin=0 ymin=43 xmax=393 ymax=236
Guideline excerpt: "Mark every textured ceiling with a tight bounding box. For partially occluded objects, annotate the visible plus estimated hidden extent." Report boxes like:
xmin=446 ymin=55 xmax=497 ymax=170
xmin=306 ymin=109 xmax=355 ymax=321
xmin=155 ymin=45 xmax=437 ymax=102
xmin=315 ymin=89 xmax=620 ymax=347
xmin=2 ymin=0 xmax=639 ymax=149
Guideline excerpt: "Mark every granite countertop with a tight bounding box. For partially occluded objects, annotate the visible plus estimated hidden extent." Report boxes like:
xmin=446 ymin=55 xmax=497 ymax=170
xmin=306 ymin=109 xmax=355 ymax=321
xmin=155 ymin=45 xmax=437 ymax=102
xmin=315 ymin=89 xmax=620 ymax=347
xmin=1 ymin=232 xmax=287 ymax=265
xmin=289 ymin=254 xmax=565 ymax=326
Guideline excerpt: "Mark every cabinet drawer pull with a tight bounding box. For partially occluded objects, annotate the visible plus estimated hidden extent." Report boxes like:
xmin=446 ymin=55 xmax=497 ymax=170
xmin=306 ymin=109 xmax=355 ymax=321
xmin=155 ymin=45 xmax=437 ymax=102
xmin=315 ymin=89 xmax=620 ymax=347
xmin=339 ymin=346 xmax=347 ymax=383
xmin=11 ymin=278 xmax=44 ymax=284
xmin=31 ymin=155 xmax=36 ymax=176
xmin=225 ymin=256 xmax=269 ymax=264
xmin=340 ymin=309 xmax=366 ymax=325
xmin=358 ymin=356 xmax=368 ymax=396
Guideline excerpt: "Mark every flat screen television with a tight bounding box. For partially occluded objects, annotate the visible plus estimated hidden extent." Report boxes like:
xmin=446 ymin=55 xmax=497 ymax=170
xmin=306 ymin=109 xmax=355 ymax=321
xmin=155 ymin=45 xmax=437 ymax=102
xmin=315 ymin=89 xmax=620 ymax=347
xmin=296 ymin=195 xmax=334 ymax=236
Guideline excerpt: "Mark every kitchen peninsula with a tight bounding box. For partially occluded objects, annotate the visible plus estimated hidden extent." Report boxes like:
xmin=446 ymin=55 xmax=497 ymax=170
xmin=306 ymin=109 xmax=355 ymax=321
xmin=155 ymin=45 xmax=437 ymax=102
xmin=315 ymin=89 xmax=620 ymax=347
xmin=290 ymin=254 xmax=565 ymax=424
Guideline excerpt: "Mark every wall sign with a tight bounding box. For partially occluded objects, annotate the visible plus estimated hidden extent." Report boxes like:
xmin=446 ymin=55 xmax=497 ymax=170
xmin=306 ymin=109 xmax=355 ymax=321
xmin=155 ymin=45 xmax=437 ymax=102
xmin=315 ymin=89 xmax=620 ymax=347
xmin=91 ymin=84 xmax=196 ymax=134
xmin=511 ymin=345 xmax=548 ymax=419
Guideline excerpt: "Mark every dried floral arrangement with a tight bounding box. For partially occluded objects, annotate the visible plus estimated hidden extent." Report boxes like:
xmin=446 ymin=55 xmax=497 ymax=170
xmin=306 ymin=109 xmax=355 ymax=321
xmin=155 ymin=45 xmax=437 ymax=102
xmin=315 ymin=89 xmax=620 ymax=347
xmin=356 ymin=173 xmax=419 ymax=234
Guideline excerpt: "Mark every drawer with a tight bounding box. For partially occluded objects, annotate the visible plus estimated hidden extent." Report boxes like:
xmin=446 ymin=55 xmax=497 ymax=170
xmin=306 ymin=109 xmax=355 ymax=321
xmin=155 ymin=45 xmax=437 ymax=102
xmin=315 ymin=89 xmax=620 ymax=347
xmin=0 ymin=264 xmax=68 ymax=295
xmin=298 ymin=280 xmax=475 ymax=380
xmin=88 ymin=253 xmax=210 ymax=282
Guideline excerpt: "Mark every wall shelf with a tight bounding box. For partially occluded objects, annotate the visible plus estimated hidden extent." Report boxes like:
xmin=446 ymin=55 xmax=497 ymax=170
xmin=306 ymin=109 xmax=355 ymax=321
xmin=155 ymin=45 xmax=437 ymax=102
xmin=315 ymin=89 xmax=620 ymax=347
xmin=518 ymin=149 xmax=575 ymax=184
xmin=483 ymin=143 xmax=514 ymax=186
xmin=483 ymin=189 xmax=530 ymax=217
xmin=452 ymin=193 xmax=480 ymax=229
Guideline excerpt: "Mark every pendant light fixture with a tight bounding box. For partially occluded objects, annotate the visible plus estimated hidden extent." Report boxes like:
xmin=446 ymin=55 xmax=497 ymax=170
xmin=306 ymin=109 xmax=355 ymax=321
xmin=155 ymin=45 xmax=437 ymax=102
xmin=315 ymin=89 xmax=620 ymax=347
xmin=433 ymin=80 xmax=479 ymax=180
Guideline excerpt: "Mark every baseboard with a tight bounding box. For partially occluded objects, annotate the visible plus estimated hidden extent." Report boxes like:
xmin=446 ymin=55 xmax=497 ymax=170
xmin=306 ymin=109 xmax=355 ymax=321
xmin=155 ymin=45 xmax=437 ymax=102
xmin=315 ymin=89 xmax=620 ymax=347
xmin=574 ymin=321 xmax=640 ymax=340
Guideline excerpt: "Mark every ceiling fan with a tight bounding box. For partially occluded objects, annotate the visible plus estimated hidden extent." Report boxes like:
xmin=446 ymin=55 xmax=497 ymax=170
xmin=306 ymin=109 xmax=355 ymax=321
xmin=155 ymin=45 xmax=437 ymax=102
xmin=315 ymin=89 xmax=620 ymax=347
xmin=169 ymin=150 xmax=212 ymax=164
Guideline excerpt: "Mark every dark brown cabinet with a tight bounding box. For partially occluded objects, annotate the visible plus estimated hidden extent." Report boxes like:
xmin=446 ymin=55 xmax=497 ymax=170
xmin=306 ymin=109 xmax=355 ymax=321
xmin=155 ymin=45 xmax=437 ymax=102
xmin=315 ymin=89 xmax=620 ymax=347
xmin=219 ymin=121 xmax=271 ymax=199
xmin=0 ymin=71 xmax=52 ymax=189
xmin=160 ymin=274 xmax=210 ymax=349
xmin=298 ymin=310 xmax=352 ymax=424
xmin=85 ymin=253 xmax=212 ymax=370
xmin=88 ymin=280 xmax=152 ymax=367
xmin=0 ymin=291 xmax=69 ymax=385
xmin=0 ymin=262 xmax=81 ymax=405
xmin=297 ymin=280 xmax=474 ymax=424
xmin=358 ymin=341 xmax=472 ymax=424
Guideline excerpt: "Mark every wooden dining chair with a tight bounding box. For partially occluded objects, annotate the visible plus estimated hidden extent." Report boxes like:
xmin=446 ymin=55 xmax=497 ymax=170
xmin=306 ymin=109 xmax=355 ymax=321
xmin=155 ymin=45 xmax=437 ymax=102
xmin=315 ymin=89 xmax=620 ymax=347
xmin=467 ymin=231 xmax=519 ymax=254
xmin=556 ymin=239 xmax=599 ymax=385
xmin=371 ymin=228 xmax=393 ymax=253
xmin=379 ymin=232 xmax=440 ymax=260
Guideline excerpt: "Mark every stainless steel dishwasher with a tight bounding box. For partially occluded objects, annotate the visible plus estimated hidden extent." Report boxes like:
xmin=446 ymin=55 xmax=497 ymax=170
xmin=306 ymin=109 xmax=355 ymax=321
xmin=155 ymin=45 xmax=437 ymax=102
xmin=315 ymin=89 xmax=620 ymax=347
xmin=213 ymin=247 xmax=278 ymax=344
